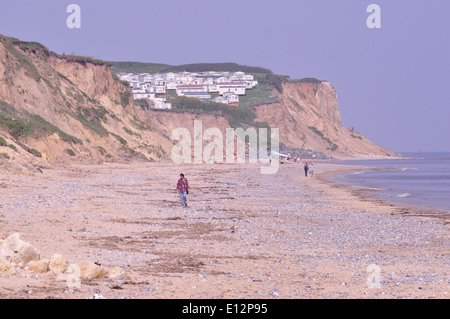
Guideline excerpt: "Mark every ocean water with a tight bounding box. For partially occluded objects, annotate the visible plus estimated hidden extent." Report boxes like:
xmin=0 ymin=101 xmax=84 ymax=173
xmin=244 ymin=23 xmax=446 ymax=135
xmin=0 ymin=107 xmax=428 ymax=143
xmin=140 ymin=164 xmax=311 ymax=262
xmin=330 ymin=152 xmax=450 ymax=212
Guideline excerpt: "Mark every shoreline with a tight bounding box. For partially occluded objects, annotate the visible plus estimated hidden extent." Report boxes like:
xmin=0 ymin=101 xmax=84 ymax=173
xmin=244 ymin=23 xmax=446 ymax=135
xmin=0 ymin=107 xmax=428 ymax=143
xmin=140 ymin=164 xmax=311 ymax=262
xmin=313 ymin=161 xmax=450 ymax=223
xmin=312 ymin=158 xmax=450 ymax=221
xmin=0 ymin=161 xmax=449 ymax=299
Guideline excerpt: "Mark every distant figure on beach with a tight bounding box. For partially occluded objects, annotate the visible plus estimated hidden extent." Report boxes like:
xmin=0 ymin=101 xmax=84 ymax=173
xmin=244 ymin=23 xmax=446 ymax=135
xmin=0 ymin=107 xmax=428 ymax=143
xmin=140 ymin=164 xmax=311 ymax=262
xmin=304 ymin=162 xmax=309 ymax=177
xmin=309 ymin=163 xmax=314 ymax=177
xmin=176 ymin=173 xmax=189 ymax=207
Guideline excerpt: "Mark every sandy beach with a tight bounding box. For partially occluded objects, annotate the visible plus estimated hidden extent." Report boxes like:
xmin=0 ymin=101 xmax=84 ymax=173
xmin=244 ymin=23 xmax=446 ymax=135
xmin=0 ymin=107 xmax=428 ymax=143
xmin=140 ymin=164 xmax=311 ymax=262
xmin=0 ymin=161 xmax=448 ymax=299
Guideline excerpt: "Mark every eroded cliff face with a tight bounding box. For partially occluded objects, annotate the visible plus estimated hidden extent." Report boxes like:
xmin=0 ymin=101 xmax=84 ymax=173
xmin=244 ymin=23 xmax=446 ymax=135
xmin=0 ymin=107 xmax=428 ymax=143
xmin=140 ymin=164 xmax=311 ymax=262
xmin=0 ymin=34 xmax=395 ymax=173
xmin=255 ymin=81 xmax=396 ymax=157
xmin=0 ymin=36 xmax=180 ymax=172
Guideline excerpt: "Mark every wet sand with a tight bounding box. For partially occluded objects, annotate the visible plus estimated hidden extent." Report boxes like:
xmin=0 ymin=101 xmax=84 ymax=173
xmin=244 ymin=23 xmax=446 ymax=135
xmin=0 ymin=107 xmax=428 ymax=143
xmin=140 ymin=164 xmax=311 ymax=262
xmin=0 ymin=161 xmax=448 ymax=299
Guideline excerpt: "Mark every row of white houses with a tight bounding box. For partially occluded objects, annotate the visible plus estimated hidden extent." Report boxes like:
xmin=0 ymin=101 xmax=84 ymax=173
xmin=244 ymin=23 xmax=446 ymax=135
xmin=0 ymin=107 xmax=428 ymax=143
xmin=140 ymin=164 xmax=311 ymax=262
xmin=117 ymin=71 xmax=258 ymax=109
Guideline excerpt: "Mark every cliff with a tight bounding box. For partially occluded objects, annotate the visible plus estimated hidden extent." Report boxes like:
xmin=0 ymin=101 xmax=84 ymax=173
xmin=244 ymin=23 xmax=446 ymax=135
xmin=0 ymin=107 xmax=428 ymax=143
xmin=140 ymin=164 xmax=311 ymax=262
xmin=255 ymin=80 xmax=396 ymax=157
xmin=0 ymin=34 xmax=395 ymax=173
xmin=0 ymin=35 xmax=222 ymax=172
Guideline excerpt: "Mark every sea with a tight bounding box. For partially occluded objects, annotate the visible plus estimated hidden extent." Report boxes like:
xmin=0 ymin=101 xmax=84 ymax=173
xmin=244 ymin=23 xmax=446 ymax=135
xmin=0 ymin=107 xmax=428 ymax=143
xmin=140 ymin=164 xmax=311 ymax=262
xmin=330 ymin=152 xmax=450 ymax=213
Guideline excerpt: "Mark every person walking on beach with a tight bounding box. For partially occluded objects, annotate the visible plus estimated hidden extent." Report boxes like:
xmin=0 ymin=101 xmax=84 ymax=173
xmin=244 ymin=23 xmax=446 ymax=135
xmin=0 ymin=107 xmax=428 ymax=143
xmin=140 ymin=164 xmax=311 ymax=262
xmin=309 ymin=163 xmax=314 ymax=177
xmin=176 ymin=173 xmax=189 ymax=207
xmin=304 ymin=162 xmax=309 ymax=177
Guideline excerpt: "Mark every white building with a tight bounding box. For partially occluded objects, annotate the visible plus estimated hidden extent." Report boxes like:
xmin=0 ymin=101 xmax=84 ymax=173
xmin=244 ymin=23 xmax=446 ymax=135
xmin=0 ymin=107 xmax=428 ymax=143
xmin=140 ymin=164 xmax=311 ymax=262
xmin=120 ymin=70 xmax=257 ymax=107
xmin=223 ymin=92 xmax=239 ymax=104
xmin=216 ymin=76 xmax=230 ymax=83
xmin=166 ymin=82 xmax=178 ymax=90
xmin=217 ymin=82 xmax=246 ymax=96
xmin=183 ymin=92 xmax=211 ymax=100
xmin=208 ymin=84 xmax=219 ymax=93
xmin=176 ymin=84 xmax=209 ymax=96
xmin=152 ymin=102 xmax=172 ymax=110
xmin=155 ymin=86 xmax=166 ymax=94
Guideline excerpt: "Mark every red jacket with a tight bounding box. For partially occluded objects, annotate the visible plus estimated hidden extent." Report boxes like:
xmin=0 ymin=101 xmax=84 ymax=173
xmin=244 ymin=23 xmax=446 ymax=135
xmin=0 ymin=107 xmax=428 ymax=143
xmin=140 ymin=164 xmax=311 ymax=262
xmin=177 ymin=178 xmax=189 ymax=193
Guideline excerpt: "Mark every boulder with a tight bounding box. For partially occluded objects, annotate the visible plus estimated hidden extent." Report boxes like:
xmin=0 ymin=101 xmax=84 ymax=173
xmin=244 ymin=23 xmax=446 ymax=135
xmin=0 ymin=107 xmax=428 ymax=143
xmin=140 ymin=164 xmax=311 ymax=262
xmin=0 ymin=233 xmax=40 ymax=263
xmin=0 ymin=258 xmax=17 ymax=276
xmin=49 ymin=254 xmax=69 ymax=274
xmin=0 ymin=258 xmax=12 ymax=273
xmin=108 ymin=267 xmax=132 ymax=281
xmin=28 ymin=259 xmax=50 ymax=274
xmin=78 ymin=261 xmax=107 ymax=280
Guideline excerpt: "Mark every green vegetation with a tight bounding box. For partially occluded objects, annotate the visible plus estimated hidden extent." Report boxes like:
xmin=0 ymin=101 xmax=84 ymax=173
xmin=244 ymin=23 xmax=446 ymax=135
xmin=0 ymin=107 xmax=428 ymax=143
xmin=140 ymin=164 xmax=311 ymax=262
xmin=170 ymin=96 xmax=269 ymax=129
xmin=119 ymin=90 xmax=132 ymax=108
xmin=0 ymin=136 xmax=16 ymax=152
xmin=8 ymin=144 xmax=18 ymax=152
xmin=74 ymin=106 xmax=109 ymax=137
xmin=15 ymin=40 xmax=48 ymax=52
xmin=123 ymin=126 xmax=141 ymax=138
xmin=73 ymin=92 xmax=85 ymax=104
xmin=0 ymin=99 xmax=82 ymax=143
xmin=308 ymin=126 xmax=338 ymax=152
xmin=14 ymin=141 xmax=42 ymax=157
xmin=96 ymin=146 xmax=106 ymax=155
xmin=0 ymin=152 xmax=9 ymax=159
xmin=123 ymin=127 xmax=134 ymax=135
xmin=65 ymin=148 xmax=76 ymax=156
xmin=134 ymin=98 xmax=150 ymax=110
xmin=42 ymin=77 xmax=55 ymax=90
xmin=0 ymin=36 xmax=41 ymax=81
xmin=289 ymin=77 xmax=323 ymax=84
xmin=289 ymin=98 xmax=304 ymax=112
xmin=110 ymin=61 xmax=171 ymax=75
xmin=57 ymin=72 xmax=73 ymax=85
xmin=130 ymin=116 xmax=148 ymax=131
xmin=110 ymin=132 xmax=127 ymax=146
xmin=54 ymin=53 xmax=110 ymax=67
xmin=239 ymin=85 xmax=279 ymax=109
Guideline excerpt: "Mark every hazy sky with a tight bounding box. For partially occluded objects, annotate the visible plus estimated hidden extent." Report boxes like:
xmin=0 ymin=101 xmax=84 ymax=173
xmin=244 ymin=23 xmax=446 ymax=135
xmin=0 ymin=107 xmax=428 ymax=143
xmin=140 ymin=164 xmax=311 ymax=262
xmin=1 ymin=0 xmax=449 ymax=153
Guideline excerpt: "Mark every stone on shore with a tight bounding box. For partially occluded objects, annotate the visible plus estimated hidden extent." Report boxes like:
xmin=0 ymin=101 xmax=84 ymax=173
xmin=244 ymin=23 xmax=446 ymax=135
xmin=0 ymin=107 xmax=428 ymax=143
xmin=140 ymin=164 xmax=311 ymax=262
xmin=0 ymin=258 xmax=17 ymax=276
xmin=49 ymin=254 xmax=69 ymax=274
xmin=28 ymin=259 xmax=50 ymax=274
xmin=78 ymin=260 xmax=107 ymax=280
xmin=0 ymin=258 xmax=12 ymax=273
xmin=108 ymin=267 xmax=132 ymax=281
xmin=0 ymin=233 xmax=40 ymax=264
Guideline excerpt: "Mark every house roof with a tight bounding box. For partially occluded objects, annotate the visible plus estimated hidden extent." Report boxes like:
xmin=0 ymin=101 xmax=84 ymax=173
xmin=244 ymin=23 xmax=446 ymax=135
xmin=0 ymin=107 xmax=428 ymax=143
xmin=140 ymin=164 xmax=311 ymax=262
xmin=183 ymin=92 xmax=211 ymax=96
xmin=217 ymin=82 xmax=245 ymax=86
xmin=176 ymin=84 xmax=208 ymax=88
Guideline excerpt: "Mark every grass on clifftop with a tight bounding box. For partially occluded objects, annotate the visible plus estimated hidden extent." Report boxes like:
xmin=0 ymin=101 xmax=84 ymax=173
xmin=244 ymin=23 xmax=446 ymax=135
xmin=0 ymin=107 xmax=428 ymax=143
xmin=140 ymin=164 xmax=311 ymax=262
xmin=169 ymin=96 xmax=269 ymax=129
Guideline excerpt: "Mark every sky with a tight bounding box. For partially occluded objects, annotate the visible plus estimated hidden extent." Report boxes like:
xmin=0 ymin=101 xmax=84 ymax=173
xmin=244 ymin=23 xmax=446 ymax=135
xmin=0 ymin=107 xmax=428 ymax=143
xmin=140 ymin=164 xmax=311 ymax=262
xmin=0 ymin=0 xmax=449 ymax=153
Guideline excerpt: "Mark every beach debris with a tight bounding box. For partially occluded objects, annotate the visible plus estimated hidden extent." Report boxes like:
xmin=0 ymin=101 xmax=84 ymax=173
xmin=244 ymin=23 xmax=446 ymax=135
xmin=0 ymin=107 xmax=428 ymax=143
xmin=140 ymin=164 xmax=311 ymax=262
xmin=0 ymin=233 xmax=40 ymax=264
xmin=49 ymin=254 xmax=69 ymax=274
xmin=0 ymin=257 xmax=16 ymax=275
xmin=78 ymin=260 xmax=107 ymax=280
xmin=0 ymin=233 xmax=131 ymax=289
xmin=27 ymin=259 xmax=50 ymax=274
xmin=108 ymin=267 xmax=132 ymax=281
